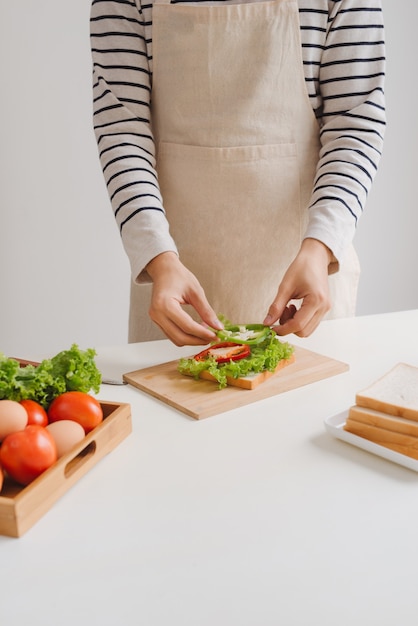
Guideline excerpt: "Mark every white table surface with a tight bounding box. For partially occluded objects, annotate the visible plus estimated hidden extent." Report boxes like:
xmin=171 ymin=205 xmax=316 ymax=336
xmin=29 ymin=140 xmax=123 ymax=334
xmin=2 ymin=310 xmax=418 ymax=626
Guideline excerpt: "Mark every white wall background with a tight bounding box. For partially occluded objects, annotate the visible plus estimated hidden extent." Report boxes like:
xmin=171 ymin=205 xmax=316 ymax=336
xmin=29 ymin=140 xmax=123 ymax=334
xmin=354 ymin=0 xmax=418 ymax=316
xmin=0 ymin=0 xmax=416 ymax=358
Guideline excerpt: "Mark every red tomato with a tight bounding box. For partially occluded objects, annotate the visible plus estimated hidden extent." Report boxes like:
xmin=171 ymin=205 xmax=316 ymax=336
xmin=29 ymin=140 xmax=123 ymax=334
xmin=48 ymin=391 xmax=103 ymax=434
xmin=0 ymin=463 xmax=4 ymax=493
xmin=19 ymin=399 xmax=48 ymax=427
xmin=0 ymin=425 xmax=57 ymax=486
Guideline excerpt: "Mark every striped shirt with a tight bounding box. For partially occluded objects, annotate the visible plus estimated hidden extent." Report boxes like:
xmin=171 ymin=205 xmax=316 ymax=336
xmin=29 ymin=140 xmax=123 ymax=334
xmin=90 ymin=0 xmax=386 ymax=280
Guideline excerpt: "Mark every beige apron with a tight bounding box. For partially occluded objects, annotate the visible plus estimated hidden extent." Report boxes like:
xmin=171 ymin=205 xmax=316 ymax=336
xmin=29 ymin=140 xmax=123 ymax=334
xmin=129 ymin=0 xmax=360 ymax=342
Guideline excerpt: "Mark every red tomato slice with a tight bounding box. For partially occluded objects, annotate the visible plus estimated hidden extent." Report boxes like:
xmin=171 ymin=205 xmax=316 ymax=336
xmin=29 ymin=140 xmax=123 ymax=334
xmin=194 ymin=342 xmax=251 ymax=364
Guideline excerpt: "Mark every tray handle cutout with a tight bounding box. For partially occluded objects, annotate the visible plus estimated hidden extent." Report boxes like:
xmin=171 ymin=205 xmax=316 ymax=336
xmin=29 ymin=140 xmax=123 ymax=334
xmin=64 ymin=441 xmax=96 ymax=479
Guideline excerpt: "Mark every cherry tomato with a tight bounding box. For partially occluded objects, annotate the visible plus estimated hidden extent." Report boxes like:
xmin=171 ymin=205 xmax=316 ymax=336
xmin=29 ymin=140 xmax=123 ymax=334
xmin=19 ymin=399 xmax=48 ymax=427
xmin=0 ymin=425 xmax=57 ymax=486
xmin=48 ymin=391 xmax=103 ymax=434
xmin=0 ymin=463 xmax=4 ymax=493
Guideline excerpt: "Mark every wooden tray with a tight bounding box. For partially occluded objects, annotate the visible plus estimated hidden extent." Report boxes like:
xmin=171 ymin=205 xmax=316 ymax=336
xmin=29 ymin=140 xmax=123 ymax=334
xmin=0 ymin=401 xmax=132 ymax=538
xmin=124 ymin=346 xmax=349 ymax=419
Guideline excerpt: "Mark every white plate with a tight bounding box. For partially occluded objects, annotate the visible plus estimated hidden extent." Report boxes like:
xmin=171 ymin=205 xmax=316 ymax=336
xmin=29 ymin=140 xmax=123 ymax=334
xmin=324 ymin=411 xmax=418 ymax=472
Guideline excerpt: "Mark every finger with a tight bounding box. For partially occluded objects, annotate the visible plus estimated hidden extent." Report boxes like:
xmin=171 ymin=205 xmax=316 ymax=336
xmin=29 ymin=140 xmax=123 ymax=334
xmin=151 ymin=305 xmax=219 ymax=347
xmin=263 ymin=288 xmax=294 ymax=326
xmin=279 ymin=304 xmax=298 ymax=325
xmin=274 ymin=315 xmax=320 ymax=337
xmin=186 ymin=292 xmax=224 ymax=332
xmin=293 ymin=309 xmax=323 ymax=337
xmin=273 ymin=303 xmax=321 ymax=337
xmin=154 ymin=320 xmax=215 ymax=347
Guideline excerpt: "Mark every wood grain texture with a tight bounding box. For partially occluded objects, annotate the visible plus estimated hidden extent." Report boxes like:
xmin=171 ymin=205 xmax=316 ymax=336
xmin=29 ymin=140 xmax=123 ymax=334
xmin=123 ymin=346 xmax=349 ymax=419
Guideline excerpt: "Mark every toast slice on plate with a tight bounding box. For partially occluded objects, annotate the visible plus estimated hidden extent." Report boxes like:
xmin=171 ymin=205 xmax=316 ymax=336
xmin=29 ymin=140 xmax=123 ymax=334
xmin=355 ymin=362 xmax=418 ymax=421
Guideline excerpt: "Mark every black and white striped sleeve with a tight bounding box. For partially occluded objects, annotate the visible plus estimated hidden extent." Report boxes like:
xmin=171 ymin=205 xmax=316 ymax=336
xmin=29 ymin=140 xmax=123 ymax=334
xmin=301 ymin=0 xmax=386 ymax=262
xmin=90 ymin=0 xmax=177 ymax=282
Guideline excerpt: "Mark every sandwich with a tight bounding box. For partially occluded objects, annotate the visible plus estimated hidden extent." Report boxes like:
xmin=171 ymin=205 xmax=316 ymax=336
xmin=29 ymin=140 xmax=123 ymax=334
xmin=177 ymin=324 xmax=295 ymax=389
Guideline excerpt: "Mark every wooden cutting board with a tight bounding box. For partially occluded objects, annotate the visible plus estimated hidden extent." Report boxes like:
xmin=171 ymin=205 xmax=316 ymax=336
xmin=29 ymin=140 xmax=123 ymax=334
xmin=123 ymin=346 xmax=349 ymax=420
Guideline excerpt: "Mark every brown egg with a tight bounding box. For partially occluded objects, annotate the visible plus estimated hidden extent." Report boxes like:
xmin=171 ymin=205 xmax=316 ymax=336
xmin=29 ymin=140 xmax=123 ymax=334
xmin=46 ymin=420 xmax=86 ymax=458
xmin=0 ymin=400 xmax=28 ymax=441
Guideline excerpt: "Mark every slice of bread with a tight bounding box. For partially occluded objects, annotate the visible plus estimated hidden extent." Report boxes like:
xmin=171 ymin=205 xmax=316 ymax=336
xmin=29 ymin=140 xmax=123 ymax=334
xmin=348 ymin=405 xmax=418 ymax=437
xmin=199 ymin=354 xmax=296 ymax=390
xmin=355 ymin=362 xmax=418 ymax=421
xmin=344 ymin=416 xmax=418 ymax=460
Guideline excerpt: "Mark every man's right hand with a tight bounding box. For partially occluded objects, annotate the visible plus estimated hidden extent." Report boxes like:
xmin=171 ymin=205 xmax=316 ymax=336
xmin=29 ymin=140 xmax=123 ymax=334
xmin=146 ymin=252 xmax=223 ymax=346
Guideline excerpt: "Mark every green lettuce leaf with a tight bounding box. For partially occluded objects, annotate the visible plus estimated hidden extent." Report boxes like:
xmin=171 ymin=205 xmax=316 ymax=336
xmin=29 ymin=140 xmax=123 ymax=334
xmin=0 ymin=344 xmax=101 ymax=408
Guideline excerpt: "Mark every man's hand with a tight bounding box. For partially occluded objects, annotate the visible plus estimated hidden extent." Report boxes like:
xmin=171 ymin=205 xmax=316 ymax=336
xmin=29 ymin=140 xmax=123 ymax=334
xmin=146 ymin=252 xmax=223 ymax=346
xmin=263 ymin=239 xmax=333 ymax=337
